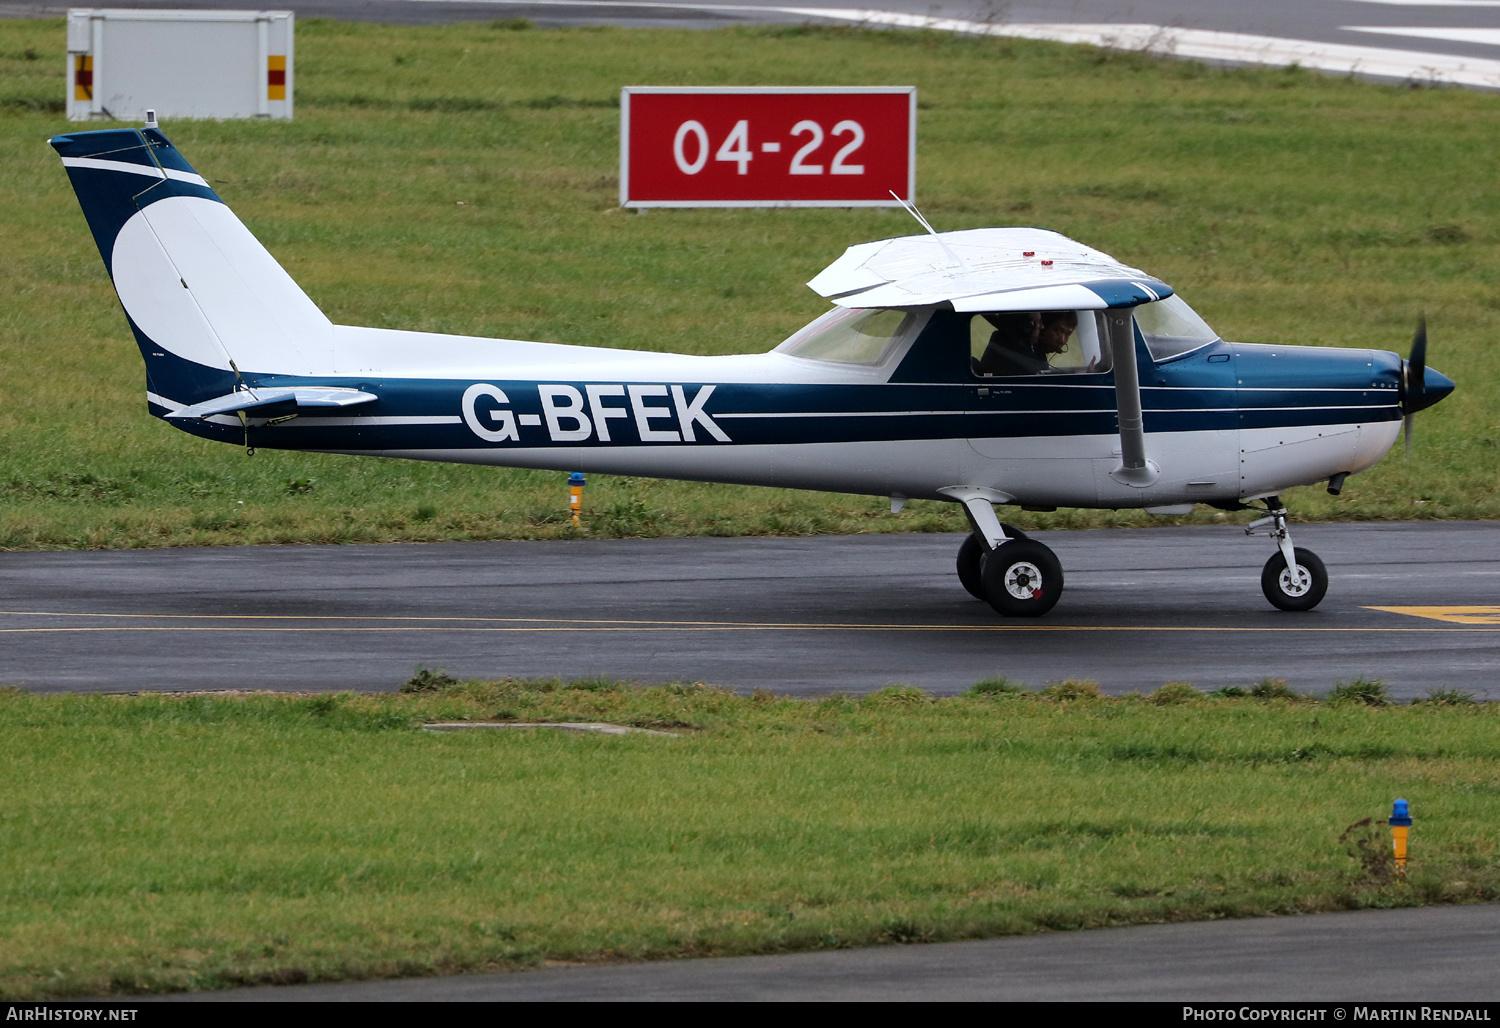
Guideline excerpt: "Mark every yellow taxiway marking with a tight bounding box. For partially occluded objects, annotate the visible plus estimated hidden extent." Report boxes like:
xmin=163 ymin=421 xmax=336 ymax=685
xmin=0 ymin=611 xmax=1494 ymax=633
xmin=1366 ymin=606 xmax=1500 ymax=625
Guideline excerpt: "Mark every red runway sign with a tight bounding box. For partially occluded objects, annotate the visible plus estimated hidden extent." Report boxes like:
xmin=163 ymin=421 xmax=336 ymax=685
xmin=620 ymin=87 xmax=916 ymax=208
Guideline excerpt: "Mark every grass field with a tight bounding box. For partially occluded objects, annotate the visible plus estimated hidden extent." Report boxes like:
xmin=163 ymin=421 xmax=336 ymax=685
xmin=1 ymin=679 xmax=1495 ymax=998
xmin=1 ymin=18 xmax=1497 ymax=550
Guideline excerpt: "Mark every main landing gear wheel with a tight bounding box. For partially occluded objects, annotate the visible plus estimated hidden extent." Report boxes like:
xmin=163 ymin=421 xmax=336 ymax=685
xmin=1261 ymin=547 xmax=1328 ymax=612
xmin=981 ymin=538 xmax=1063 ymax=618
xmin=956 ymin=527 xmax=1030 ymax=601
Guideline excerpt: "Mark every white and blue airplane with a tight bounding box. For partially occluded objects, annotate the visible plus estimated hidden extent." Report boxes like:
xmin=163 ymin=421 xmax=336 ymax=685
xmin=50 ymin=120 xmax=1453 ymax=617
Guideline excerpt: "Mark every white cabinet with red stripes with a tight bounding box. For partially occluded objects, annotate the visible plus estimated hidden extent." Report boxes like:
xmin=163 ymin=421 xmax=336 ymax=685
xmin=66 ymin=9 xmax=293 ymax=123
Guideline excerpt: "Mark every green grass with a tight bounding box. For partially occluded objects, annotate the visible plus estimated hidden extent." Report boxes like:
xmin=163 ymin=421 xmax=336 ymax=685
xmin=2 ymin=18 xmax=1498 ymax=549
xmin=1 ymin=680 xmax=1496 ymax=997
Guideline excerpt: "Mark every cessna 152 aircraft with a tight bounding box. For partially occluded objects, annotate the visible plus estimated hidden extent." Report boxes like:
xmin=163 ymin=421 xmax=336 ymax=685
xmin=50 ymin=122 xmax=1454 ymax=617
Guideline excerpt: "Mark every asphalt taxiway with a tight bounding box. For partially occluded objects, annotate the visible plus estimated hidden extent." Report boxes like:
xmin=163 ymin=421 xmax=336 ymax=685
xmin=3 ymin=522 xmax=1496 ymax=699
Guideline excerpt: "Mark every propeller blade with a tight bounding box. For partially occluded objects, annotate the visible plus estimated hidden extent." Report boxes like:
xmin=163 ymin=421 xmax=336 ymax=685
xmin=1400 ymin=315 xmax=1429 ymax=417
xmin=1409 ymin=315 xmax=1427 ymax=398
xmin=1405 ymin=413 xmax=1413 ymax=458
xmin=1398 ymin=315 xmax=1453 ymax=416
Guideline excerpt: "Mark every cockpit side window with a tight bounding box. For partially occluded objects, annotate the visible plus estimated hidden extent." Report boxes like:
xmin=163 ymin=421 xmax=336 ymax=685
xmin=969 ymin=309 xmax=1111 ymax=377
xmin=777 ymin=307 xmax=924 ymax=366
xmin=1133 ymin=295 xmax=1220 ymax=360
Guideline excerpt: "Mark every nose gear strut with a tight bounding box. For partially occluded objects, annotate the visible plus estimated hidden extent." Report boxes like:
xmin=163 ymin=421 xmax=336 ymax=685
xmin=1245 ymin=496 xmax=1328 ymax=611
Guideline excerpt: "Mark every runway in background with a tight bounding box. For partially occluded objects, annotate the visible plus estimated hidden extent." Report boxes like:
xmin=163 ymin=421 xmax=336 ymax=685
xmin=7 ymin=0 xmax=1500 ymax=88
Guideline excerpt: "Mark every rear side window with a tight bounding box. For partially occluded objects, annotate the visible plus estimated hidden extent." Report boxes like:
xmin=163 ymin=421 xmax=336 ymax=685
xmin=778 ymin=307 xmax=922 ymax=366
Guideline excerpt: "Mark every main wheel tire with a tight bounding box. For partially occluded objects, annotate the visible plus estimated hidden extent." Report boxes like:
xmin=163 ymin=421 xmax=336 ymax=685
xmin=1260 ymin=547 xmax=1328 ymax=612
xmin=957 ymin=526 xmax=1032 ymax=601
xmin=956 ymin=534 xmax=986 ymax=600
xmin=981 ymin=538 xmax=1064 ymax=618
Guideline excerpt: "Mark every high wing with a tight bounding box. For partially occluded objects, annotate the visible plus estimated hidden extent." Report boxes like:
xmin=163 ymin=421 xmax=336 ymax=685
xmin=808 ymin=228 xmax=1174 ymax=312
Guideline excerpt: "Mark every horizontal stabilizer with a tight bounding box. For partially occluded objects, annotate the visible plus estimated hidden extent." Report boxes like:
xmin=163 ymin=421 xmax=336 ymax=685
xmin=165 ymin=386 xmax=377 ymax=420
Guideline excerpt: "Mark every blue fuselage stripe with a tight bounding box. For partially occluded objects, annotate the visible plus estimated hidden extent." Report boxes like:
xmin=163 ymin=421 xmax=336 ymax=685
xmin=156 ymin=376 xmax=1402 ymax=452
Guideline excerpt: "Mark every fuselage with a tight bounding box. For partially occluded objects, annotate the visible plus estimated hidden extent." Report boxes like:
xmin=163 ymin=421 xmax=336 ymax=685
xmin=151 ymin=319 xmax=1410 ymax=510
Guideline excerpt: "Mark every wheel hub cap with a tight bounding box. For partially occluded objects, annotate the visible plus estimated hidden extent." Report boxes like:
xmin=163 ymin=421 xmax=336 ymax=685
xmin=1279 ymin=564 xmax=1311 ymax=597
xmin=1004 ymin=561 xmax=1044 ymax=600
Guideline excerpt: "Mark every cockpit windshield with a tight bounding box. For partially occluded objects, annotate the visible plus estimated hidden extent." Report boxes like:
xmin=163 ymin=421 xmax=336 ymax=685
xmin=777 ymin=307 xmax=923 ymax=366
xmin=1134 ymin=295 xmax=1219 ymax=360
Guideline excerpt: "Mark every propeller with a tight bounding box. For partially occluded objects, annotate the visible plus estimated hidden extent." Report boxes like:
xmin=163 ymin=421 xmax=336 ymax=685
xmin=1403 ymin=316 xmax=1426 ymax=456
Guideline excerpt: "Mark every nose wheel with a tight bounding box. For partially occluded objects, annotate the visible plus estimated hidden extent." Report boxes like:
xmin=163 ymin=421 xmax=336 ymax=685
xmin=1260 ymin=547 xmax=1327 ymax=611
xmin=1248 ymin=496 xmax=1328 ymax=611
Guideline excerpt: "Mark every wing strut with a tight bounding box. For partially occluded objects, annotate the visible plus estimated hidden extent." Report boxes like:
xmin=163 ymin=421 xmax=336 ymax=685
xmin=1105 ymin=310 xmax=1160 ymax=488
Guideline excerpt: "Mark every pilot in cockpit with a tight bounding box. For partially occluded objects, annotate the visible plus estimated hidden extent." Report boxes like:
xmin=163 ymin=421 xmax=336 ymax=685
xmin=973 ymin=310 xmax=1078 ymax=376
xmin=1037 ymin=310 xmax=1078 ymax=362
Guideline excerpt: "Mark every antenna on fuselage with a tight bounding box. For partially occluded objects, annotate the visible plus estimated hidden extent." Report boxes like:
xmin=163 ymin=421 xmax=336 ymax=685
xmin=889 ymin=190 xmax=968 ymax=270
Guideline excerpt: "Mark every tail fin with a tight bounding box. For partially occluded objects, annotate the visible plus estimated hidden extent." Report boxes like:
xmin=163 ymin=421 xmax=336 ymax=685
xmin=50 ymin=127 xmax=333 ymax=406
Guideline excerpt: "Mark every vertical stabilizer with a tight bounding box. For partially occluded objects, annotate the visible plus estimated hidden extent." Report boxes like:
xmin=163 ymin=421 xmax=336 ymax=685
xmin=50 ymin=126 xmax=334 ymax=405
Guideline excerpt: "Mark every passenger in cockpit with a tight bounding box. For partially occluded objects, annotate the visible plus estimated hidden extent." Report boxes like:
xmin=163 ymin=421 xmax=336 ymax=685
xmin=973 ymin=312 xmax=1046 ymax=376
xmin=973 ymin=310 xmax=1082 ymax=377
